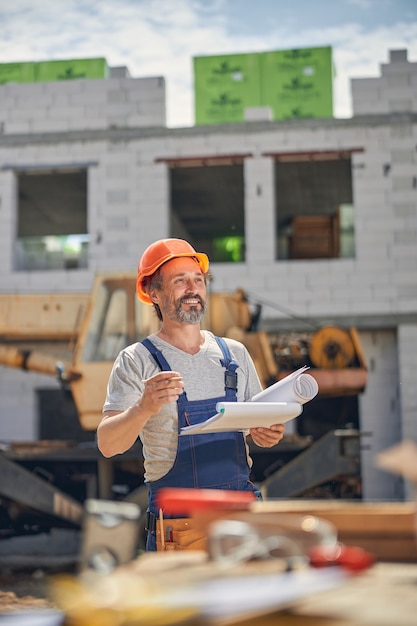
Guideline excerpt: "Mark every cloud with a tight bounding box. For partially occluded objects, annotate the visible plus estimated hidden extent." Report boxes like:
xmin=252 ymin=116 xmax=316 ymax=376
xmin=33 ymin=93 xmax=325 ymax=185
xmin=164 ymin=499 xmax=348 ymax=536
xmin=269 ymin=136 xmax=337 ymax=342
xmin=0 ymin=0 xmax=416 ymax=126
xmin=346 ymin=0 xmax=374 ymax=9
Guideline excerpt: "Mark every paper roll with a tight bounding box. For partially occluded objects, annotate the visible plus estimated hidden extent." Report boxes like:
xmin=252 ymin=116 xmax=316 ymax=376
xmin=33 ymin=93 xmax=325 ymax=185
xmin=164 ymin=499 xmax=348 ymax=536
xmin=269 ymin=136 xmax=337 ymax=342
xmin=251 ymin=367 xmax=318 ymax=405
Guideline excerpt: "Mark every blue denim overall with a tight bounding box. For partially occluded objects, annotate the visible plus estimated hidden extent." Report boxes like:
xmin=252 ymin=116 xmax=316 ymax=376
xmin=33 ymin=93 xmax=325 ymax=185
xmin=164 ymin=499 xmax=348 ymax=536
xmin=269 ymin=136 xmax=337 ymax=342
xmin=141 ymin=336 xmax=256 ymax=551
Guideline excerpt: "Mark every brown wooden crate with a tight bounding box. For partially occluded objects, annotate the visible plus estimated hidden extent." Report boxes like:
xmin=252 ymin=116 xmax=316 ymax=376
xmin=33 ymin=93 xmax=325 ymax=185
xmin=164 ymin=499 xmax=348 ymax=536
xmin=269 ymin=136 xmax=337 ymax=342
xmin=292 ymin=215 xmax=334 ymax=232
xmin=289 ymin=213 xmax=340 ymax=259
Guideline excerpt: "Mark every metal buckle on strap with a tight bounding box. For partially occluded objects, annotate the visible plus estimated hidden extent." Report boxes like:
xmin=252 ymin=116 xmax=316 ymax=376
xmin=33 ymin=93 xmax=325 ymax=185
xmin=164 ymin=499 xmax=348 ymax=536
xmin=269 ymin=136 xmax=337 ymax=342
xmin=145 ymin=510 xmax=157 ymax=532
xmin=225 ymin=369 xmax=238 ymax=391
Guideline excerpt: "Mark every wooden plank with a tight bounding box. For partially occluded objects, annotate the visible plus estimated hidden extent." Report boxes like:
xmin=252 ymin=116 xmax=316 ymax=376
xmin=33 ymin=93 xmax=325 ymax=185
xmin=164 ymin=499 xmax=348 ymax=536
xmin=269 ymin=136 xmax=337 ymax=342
xmin=194 ymin=501 xmax=417 ymax=563
xmin=250 ymin=501 xmax=417 ymax=563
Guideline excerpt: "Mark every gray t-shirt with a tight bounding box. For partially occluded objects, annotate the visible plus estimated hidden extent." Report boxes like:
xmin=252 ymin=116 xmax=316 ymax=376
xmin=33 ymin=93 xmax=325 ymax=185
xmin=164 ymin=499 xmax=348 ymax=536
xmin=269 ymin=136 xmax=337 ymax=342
xmin=103 ymin=330 xmax=262 ymax=482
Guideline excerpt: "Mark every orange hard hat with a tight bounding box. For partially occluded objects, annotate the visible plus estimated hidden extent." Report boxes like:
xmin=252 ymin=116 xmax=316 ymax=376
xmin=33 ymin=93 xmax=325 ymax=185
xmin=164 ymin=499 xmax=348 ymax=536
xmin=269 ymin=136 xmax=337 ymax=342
xmin=136 ymin=238 xmax=209 ymax=304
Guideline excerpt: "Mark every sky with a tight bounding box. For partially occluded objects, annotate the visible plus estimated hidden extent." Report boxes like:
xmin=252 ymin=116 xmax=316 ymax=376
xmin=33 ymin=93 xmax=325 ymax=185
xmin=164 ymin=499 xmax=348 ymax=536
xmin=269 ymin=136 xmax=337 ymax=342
xmin=1 ymin=0 xmax=417 ymax=128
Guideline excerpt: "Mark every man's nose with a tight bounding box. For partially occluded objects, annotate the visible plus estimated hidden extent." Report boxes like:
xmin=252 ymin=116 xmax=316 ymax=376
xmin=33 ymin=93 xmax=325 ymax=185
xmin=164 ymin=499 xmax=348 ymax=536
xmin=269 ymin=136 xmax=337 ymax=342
xmin=185 ymin=277 xmax=200 ymax=290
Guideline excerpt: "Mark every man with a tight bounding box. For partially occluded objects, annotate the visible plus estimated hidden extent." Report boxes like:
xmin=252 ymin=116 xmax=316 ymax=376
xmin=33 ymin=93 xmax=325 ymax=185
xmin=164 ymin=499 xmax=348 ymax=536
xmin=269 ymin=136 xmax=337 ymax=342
xmin=97 ymin=238 xmax=285 ymax=550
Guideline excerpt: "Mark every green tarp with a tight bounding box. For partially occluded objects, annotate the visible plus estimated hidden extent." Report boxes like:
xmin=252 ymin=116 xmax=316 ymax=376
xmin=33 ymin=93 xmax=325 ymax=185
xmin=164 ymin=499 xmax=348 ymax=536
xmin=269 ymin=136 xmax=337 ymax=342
xmin=0 ymin=61 xmax=36 ymax=84
xmin=0 ymin=57 xmax=108 ymax=84
xmin=194 ymin=46 xmax=333 ymax=125
xmin=35 ymin=57 xmax=108 ymax=82
xmin=260 ymin=47 xmax=333 ymax=120
xmin=194 ymin=52 xmax=261 ymax=124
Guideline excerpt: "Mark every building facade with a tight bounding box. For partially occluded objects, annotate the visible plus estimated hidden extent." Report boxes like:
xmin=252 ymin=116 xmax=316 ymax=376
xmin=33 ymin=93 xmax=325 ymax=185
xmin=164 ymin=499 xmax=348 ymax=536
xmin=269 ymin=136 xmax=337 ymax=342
xmin=0 ymin=50 xmax=416 ymax=501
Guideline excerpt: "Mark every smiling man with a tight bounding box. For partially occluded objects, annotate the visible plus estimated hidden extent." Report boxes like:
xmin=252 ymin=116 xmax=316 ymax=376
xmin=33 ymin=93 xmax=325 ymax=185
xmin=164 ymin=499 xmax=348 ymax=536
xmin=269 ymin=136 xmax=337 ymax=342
xmin=97 ymin=238 xmax=285 ymax=551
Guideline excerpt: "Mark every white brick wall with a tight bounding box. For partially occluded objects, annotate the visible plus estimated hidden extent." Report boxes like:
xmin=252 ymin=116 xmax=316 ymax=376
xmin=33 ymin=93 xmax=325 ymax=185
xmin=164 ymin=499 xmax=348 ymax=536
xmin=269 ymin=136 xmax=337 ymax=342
xmin=359 ymin=330 xmax=404 ymax=500
xmin=352 ymin=49 xmax=417 ymax=115
xmin=0 ymin=76 xmax=166 ymax=134
xmin=0 ymin=122 xmax=415 ymax=308
xmin=244 ymin=157 xmax=275 ymax=266
xmin=397 ymin=325 xmax=417 ymax=499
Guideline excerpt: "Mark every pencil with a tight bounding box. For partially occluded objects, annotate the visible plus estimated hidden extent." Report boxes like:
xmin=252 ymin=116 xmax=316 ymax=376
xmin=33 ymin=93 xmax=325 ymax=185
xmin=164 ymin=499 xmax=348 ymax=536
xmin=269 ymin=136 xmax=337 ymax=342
xmin=159 ymin=507 xmax=165 ymax=550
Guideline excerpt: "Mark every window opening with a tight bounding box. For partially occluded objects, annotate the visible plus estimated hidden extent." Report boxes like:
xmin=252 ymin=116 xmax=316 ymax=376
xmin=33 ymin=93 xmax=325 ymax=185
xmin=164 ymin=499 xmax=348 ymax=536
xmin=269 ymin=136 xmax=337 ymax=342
xmin=169 ymin=163 xmax=245 ymax=262
xmin=273 ymin=155 xmax=355 ymax=260
xmin=15 ymin=169 xmax=89 ymax=270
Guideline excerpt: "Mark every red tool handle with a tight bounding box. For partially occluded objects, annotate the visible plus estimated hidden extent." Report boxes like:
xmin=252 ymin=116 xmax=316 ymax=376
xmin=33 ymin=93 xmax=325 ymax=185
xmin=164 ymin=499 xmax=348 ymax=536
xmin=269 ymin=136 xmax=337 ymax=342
xmin=157 ymin=487 xmax=257 ymax=514
xmin=309 ymin=543 xmax=375 ymax=572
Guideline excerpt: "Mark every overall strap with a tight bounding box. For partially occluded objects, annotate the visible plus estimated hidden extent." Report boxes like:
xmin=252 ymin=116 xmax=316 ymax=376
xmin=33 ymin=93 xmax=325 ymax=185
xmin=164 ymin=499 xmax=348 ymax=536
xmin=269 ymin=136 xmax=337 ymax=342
xmin=214 ymin=336 xmax=238 ymax=399
xmin=142 ymin=335 xmax=239 ymax=399
xmin=141 ymin=338 xmax=171 ymax=371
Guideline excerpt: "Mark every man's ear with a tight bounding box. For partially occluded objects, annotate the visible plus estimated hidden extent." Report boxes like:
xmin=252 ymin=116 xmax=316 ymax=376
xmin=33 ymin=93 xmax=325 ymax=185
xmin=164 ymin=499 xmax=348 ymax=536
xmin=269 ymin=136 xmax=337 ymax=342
xmin=148 ymin=287 xmax=160 ymax=304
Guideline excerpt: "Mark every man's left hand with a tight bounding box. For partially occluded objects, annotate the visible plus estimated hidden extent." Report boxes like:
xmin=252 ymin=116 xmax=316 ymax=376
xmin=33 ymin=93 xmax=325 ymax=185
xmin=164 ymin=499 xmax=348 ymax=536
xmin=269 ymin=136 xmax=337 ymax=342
xmin=250 ymin=423 xmax=285 ymax=448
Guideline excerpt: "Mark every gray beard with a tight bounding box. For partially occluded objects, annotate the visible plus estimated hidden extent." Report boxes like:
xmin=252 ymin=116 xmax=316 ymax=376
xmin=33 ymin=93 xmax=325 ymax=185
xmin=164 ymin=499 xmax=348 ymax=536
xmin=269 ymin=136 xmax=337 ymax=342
xmin=162 ymin=294 xmax=207 ymax=325
xmin=176 ymin=306 xmax=206 ymax=324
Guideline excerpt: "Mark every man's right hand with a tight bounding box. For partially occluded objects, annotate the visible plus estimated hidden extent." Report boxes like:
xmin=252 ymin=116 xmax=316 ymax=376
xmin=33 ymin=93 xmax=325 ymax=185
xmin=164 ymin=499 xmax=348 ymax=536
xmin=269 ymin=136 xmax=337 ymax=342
xmin=138 ymin=370 xmax=184 ymax=415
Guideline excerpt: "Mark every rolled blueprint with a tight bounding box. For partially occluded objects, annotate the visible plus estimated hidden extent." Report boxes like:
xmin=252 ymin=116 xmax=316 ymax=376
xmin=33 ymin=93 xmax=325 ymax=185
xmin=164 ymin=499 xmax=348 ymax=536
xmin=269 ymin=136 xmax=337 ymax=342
xmin=251 ymin=366 xmax=318 ymax=404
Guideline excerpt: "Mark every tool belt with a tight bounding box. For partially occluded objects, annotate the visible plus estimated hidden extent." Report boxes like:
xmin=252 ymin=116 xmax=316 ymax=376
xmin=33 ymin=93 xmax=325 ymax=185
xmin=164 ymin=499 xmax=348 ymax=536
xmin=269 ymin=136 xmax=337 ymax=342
xmin=147 ymin=511 xmax=207 ymax=552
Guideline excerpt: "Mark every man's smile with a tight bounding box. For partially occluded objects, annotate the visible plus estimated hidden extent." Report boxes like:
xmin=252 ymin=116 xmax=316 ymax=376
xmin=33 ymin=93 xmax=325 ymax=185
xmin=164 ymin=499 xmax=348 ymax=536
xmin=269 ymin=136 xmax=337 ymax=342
xmin=180 ymin=295 xmax=203 ymax=306
xmin=182 ymin=298 xmax=201 ymax=305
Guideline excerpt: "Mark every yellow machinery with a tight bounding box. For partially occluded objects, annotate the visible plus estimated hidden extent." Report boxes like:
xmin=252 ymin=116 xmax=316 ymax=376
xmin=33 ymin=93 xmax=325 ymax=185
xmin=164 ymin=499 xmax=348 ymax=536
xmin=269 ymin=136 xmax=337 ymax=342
xmin=0 ymin=273 xmax=368 ymax=536
xmin=0 ymin=272 xmax=367 ymax=431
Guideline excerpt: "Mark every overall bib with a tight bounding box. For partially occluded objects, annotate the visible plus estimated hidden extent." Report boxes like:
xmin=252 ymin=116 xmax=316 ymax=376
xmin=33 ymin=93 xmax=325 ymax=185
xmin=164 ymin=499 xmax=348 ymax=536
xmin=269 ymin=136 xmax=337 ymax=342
xmin=142 ymin=336 xmax=256 ymax=551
